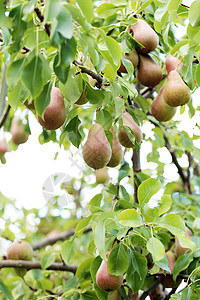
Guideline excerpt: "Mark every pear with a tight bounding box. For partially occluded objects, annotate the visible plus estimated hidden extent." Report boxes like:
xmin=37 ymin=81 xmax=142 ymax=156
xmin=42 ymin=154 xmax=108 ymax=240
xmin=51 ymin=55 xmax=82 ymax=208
xmin=163 ymin=71 xmax=191 ymax=107
xmin=165 ymin=55 xmax=183 ymax=74
xmin=108 ymin=290 xmax=121 ymax=300
xmin=107 ymin=127 xmax=123 ymax=167
xmin=175 ymin=227 xmax=193 ymax=258
xmin=7 ymin=240 xmax=33 ymax=277
xmin=37 ymin=87 xmax=66 ymax=130
xmin=136 ymin=54 xmax=162 ymax=87
xmin=75 ymin=90 xmax=88 ymax=105
xmin=96 ymin=255 xmax=123 ymax=291
xmin=118 ymin=49 xmax=139 ymax=73
xmin=10 ymin=117 xmax=29 ymax=145
xmin=129 ymin=19 xmax=159 ymax=53
xmin=118 ymin=112 xmax=142 ymax=148
xmin=82 ymin=123 xmax=112 ymax=169
xmin=95 ymin=168 xmax=109 ymax=184
xmin=0 ymin=140 xmax=8 ymax=154
xmin=158 ymin=251 xmax=182 ymax=288
xmin=151 ymin=85 xmax=176 ymax=122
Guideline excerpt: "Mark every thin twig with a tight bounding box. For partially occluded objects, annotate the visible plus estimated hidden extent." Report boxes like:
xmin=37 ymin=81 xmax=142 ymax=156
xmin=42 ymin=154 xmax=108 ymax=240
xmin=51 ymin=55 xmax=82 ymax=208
xmin=73 ymin=60 xmax=103 ymax=84
xmin=0 ymin=104 xmax=11 ymax=128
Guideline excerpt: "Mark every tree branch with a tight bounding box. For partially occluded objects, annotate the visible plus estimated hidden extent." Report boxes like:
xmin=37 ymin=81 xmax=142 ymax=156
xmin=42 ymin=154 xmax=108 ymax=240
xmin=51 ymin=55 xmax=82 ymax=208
xmin=32 ymin=227 xmax=92 ymax=250
xmin=0 ymin=104 xmax=11 ymax=128
xmin=0 ymin=260 xmax=78 ymax=274
xmin=132 ymin=148 xmax=141 ymax=203
xmin=73 ymin=60 xmax=103 ymax=84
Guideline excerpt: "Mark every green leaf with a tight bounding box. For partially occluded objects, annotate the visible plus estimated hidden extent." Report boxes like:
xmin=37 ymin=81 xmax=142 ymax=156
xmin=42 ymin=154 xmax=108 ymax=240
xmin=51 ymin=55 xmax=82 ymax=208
xmin=76 ymin=257 xmax=93 ymax=282
xmin=114 ymin=96 xmax=124 ymax=119
xmin=61 ymin=236 xmax=76 ymax=264
xmin=107 ymin=244 xmax=129 ymax=275
xmin=168 ymin=0 xmax=182 ymax=22
xmin=155 ymin=194 xmax=172 ymax=218
xmin=88 ymin=194 xmax=103 ymax=213
xmin=65 ymin=116 xmax=82 ymax=148
xmin=76 ymin=0 xmax=94 ymax=23
xmin=195 ymin=63 xmax=200 ymax=86
xmin=189 ymin=0 xmax=200 ymax=26
xmin=96 ymin=110 xmax=113 ymax=131
xmin=176 ymin=233 xmax=195 ymax=251
xmin=6 ymin=58 xmax=24 ymax=87
xmin=51 ymin=7 xmax=73 ymax=41
xmin=173 ymin=252 xmax=194 ymax=281
xmin=117 ymin=209 xmax=143 ymax=227
xmin=7 ymin=81 xmax=29 ymax=110
xmin=0 ymin=279 xmax=13 ymax=300
xmin=138 ymin=178 xmax=161 ymax=208
xmin=126 ymin=271 xmax=144 ymax=293
xmin=85 ymin=82 xmax=105 ymax=105
xmin=41 ymin=253 xmax=56 ymax=269
xmin=128 ymin=250 xmax=148 ymax=280
xmin=35 ymin=82 xmax=52 ymax=117
xmin=65 ymin=4 xmax=91 ymax=31
xmin=93 ymin=219 xmax=106 ymax=260
xmin=97 ymin=3 xmax=119 ymax=18
xmin=21 ymin=53 xmax=51 ymax=98
xmin=44 ymin=0 xmax=61 ymax=23
xmin=53 ymin=54 xmax=70 ymax=84
xmin=147 ymin=237 xmax=165 ymax=262
xmin=157 ymin=214 xmax=186 ymax=235
xmin=75 ymin=216 xmax=92 ymax=237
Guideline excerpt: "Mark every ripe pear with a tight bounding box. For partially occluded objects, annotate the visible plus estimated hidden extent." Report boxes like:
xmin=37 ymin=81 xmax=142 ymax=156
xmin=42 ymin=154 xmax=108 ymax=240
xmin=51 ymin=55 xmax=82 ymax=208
xmin=108 ymin=290 xmax=121 ymax=300
xmin=95 ymin=168 xmax=109 ymax=184
xmin=151 ymin=85 xmax=176 ymax=122
xmin=118 ymin=112 xmax=142 ymax=148
xmin=10 ymin=117 xmax=29 ymax=145
xmin=107 ymin=127 xmax=123 ymax=167
xmin=7 ymin=240 xmax=33 ymax=277
xmin=175 ymin=227 xmax=193 ymax=258
xmin=163 ymin=71 xmax=191 ymax=107
xmin=136 ymin=54 xmax=162 ymax=87
xmin=82 ymin=123 xmax=112 ymax=169
xmin=96 ymin=256 xmax=123 ymax=291
xmin=165 ymin=55 xmax=183 ymax=74
xmin=129 ymin=19 xmax=159 ymax=53
xmin=0 ymin=140 xmax=8 ymax=154
xmin=75 ymin=90 xmax=88 ymax=105
xmin=37 ymin=87 xmax=66 ymax=130
xmin=118 ymin=49 xmax=139 ymax=73
xmin=158 ymin=250 xmax=181 ymax=288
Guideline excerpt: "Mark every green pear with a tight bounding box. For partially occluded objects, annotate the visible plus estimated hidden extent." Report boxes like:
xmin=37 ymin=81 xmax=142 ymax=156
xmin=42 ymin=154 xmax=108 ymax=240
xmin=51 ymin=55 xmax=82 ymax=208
xmin=163 ymin=71 xmax=191 ymax=107
xmin=7 ymin=240 xmax=33 ymax=277
xmin=118 ymin=112 xmax=142 ymax=148
xmin=75 ymin=90 xmax=88 ymax=105
xmin=37 ymin=87 xmax=66 ymax=130
xmin=118 ymin=49 xmax=139 ymax=73
xmin=136 ymin=54 xmax=162 ymax=87
xmin=151 ymin=85 xmax=176 ymax=122
xmin=10 ymin=117 xmax=29 ymax=145
xmin=95 ymin=168 xmax=109 ymax=184
xmin=175 ymin=227 xmax=193 ymax=257
xmin=96 ymin=254 xmax=123 ymax=291
xmin=165 ymin=55 xmax=183 ymax=74
xmin=158 ymin=250 xmax=182 ymax=288
xmin=108 ymin=290 xmax=121 ymax=300
xmin=82 ymin=123 xmax=112 ymax=169
xmin=129 ymin=19 xmax=159 ymax=53
xmin=107 ymin=127 xmax=123 ymax=167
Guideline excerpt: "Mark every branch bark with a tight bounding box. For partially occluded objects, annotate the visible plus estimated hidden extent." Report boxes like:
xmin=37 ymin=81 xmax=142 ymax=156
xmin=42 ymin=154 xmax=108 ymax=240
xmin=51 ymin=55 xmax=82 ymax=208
xmin=0 ymin=260 xmax=78 ymax=274
xmin=32 ymin=226 xmax=92 ymax=250
xmin=132 ymin=148 xmax=141 ymax=203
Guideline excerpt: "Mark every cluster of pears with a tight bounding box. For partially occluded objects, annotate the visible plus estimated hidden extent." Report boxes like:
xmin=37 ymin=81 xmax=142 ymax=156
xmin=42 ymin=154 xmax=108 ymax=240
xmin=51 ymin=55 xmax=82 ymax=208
xmin=82 ymin=111 xmax=142 ymax=170
xmin=10 ymin=117 xmax=29 ymax=145
xmin=96 ymin=250 xmax=123 ymax=292
xmin=119 ymin=19 xmax=162 ymax=88
xmin=7 ymin=240 xmax=33 ymax=277
xmin=151 ymin=56 xmax=191 ymax=122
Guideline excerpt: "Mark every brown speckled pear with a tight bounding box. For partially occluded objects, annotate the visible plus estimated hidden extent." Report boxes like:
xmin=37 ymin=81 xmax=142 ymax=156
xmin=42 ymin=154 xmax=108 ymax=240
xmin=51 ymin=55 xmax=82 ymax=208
xmin=107 ymin=127 xmax=123 ymax=167
xmin=82 ymin=123 xmax=112 ymax=169
xmin=129 ymin=19 xmax=159 ymax=53
xmin=118 ymin=49 xmax=139 ymax=73
xmin=96 ymin=254 xmax=123 ymax=291
xmin=95 ymin=167 xmax=109 ymax=184
xmin=10 ymin=117 xmax=29 ymax=145
xmin=37 ymin=87 xmax=66 ymax=130
xmin=163 ymin=71 xmax=191 ymax=107
xmin=118 ymin=112 xmax=142 ymax=148
xmin=136 ymin=54 xmax=162 ymax=87
xmin=165 ymin=56 xmax=183 ymax=74
xmin=151 ymin=86 xmax=176 ymax=122
xmin=158 ymin=251 xmax=182 ymax=288
xmin=7 ymin=240 xmax=33 ymax=277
